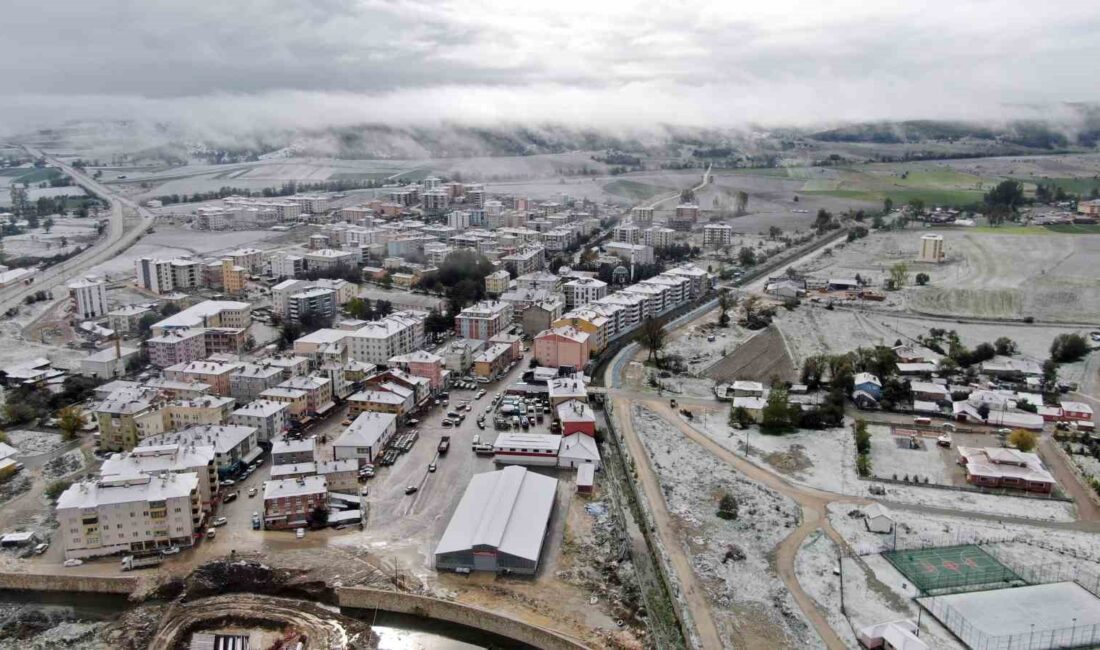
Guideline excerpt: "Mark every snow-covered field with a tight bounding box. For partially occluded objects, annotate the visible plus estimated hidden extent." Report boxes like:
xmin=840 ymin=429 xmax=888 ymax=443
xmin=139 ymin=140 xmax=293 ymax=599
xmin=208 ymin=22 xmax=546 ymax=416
xmin=661 ymin=311 xmax=751 ymax=376
xmin=87 ymin=225 xmax=296 ymax=276
xmin=691 ymin=416 xmax=1077 ymax=522
xmin=6 ymin=430 xmax=64 ymax=456
xmin=631 ymin=404 xmax=821 ymax=648
xmin=868 ymin=424 xmax=953 ymax=485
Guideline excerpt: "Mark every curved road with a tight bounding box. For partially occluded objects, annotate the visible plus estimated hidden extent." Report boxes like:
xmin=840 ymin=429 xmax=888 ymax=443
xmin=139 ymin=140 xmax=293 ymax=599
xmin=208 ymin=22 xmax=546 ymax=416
xmin=0 ymin=147 xmax=156 ymax=314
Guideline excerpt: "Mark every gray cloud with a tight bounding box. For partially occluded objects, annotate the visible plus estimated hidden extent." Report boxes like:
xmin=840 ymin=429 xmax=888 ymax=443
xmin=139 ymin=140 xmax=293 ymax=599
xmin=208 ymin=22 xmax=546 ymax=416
xmin=1 ymin=0 xmax=1099 ymax=136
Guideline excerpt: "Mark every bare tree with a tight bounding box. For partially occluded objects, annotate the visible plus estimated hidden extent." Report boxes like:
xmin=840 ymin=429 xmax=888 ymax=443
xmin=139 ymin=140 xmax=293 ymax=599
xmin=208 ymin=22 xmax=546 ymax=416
xmin=636 ymin=318 xmax=667 ymax=365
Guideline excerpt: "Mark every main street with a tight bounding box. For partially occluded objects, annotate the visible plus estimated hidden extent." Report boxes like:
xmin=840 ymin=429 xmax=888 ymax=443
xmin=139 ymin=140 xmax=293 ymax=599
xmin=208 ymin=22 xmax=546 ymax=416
xmin=0 ymin=147 xmax=157 ymax=314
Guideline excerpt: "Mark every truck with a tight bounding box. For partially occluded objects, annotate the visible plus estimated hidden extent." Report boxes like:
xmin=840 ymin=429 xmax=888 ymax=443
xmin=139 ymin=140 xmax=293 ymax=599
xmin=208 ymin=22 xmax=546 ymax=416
xmin=437 ymin=436 xmax=451 ymax=454
xmin=121 ymin=555 xmax=162 ymax=571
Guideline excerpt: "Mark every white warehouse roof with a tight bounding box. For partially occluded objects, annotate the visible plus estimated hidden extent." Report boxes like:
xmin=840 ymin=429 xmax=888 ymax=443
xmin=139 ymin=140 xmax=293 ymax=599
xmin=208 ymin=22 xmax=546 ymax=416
xmin=435 ymin=466 xmax=557 ymax=563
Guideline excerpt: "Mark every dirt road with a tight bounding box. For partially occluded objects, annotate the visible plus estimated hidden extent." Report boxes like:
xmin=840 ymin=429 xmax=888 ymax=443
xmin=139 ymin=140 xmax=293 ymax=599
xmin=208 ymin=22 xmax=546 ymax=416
xmin=608 ymin=400 xmax=722 ymax=650
xmin=642 ymin=399 xmax=857 ymax=650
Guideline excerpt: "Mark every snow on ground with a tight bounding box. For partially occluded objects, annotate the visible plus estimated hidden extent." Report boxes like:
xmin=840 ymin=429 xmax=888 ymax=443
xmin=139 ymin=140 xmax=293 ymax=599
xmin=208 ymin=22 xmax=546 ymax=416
xmin=6 ymin=431 xmax=64 ymax=457
xmin=631 ymin=404 xmax=821 ymax=648
xmin=793 ymin=530 xmax=860 ymax=649
xmin=868 ymin=424 xmax=953 ymax=485
xmin=1072 ymin=453 xmax=1100 ymax=479
xmin=662 ymin=313 xmax=751 ymax=376
xmin=657 ymin=376 xmax=717 ymax=399
xmin=42 ymin=448 xmax=86 ymax=480
xmin=87 ymin=225 xmax=295 ymax=276
xmin=774 ymin=300 xmax=1086 ymax=366
xmin=693 ymin=416 xmax=856 ymax=494
xmin=691 ymin=415 xmax=1077 ymax=522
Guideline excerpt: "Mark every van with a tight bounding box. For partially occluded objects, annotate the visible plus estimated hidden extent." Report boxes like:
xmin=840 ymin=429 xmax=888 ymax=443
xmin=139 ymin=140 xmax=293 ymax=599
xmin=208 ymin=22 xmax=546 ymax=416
xmin=913 ymin=416 xmax=932 ymax=425
xmin=471 ymin=435 xmax=480 ymax=448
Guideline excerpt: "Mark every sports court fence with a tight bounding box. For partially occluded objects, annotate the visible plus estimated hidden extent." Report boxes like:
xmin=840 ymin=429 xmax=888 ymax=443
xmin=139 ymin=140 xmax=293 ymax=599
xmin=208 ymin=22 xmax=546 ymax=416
xmin=922 ymin=595 xmax=1100 ymax=650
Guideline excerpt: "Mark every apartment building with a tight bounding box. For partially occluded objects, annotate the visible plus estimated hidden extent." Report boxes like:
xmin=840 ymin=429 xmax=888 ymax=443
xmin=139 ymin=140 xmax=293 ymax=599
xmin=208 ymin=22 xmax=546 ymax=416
xmin=262 ymin=476 xmax=327 ymax=530
xmin=522 ymin=298 xmax=564 ymax=337
xmin=387 ymin=350 xmax=444 ymax=390
xmin=515 ymin=271 xmax=562 ymax=293
xmin=107 ymin=305 xmax=152 ymax=336
xmin=259 ymin=387 xmax=309 ymax=418
xmin=68 ymin=276 xmax=109 ymax=320
xmin=57 ymin=473 xmax=200 ymax=559
xmin=304 ymin=248 xmax=356 ymax=272
xmin=643 ymin=227 xmax=676 ymax=249
xmin=501 ymin=246 xmax=546 ymax=276
xmin=271 ymin=437 xmax=316 ymax=465
xmin=630 ymin=207 xmax=654 ymax=227
xmin=100 ymin=444 xmax=218 ymax=511
xmin=614 ymin=224 xmax=641 ymax=244
xmin=134 ymin=257 xmax=176 ymax=294
xmin=148 ymin=329 xmax=207 ymax=368
xmin=346 ymin=312 xmax=426 ymax=365
xmin=164 ymin=396 xmax=235 ymax=431
xmin=267 ymin=252 xmax=305 ymax=279
xmin=288 ymin=287 xmax=336 ymax=324
xmin=164 ymin=360 xmax=242 ymax=396
xmin=141 ymin=424 xmax=261 ymax=471
xmin=485 ymin=270 xmax=511 ymax=296
xmin=604 ymin=242 xmax=655 ymax=265
xmin=277 ymin=376 xmax=334 ymax=415
xmin=150 ymin=301 xmax=251 ymax=336
xmin=563 ymin=277 xmax=608 ymax=310
xmin=229 ymin=363 xmax=286 ymax=401
xmin=315 ymin=459 xmax=358 ymax=493
xmin=95 ymin=387 xmax=167 ymax=452
xmin=703 ymin=223 xmax=734 ymax=247
xmin=454 ymin=301 xmax=513 ymax=341
xmin=333 ymin=412 xmax=398 ymax=465
xmin=228 ymin=400 xmax=289 ymax=442
xmin=534 ymin=327 xmax=591 ymax=369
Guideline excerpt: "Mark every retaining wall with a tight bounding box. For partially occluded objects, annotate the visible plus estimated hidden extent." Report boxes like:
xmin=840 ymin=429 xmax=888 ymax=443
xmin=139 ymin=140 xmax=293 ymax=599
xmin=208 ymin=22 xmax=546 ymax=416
xmin=336 ymin=587 xmax=588 ymax=650
xmin=0 ymin=571 xmax=137 ymax=594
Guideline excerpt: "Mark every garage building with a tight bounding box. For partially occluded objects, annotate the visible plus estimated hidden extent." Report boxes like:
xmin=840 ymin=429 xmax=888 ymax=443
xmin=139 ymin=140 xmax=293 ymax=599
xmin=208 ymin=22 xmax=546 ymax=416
xmin=434 ymin=466 xmax=557 ymax=575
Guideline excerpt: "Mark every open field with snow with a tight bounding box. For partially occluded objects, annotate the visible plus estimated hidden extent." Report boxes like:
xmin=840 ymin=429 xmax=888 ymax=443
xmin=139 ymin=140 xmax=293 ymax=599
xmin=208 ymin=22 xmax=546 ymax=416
xmin=631 ymin=404 xmax=820 ymax=648
xmin=799 ymin=228 xmax=1100 ymax=322
xmin=773 ymin=302 xmax=1089 ymax=366
xmin=86 ymin=225 xmax=300 ymax=277
xmin=690 ymin=416 xmax=1077 ymax=522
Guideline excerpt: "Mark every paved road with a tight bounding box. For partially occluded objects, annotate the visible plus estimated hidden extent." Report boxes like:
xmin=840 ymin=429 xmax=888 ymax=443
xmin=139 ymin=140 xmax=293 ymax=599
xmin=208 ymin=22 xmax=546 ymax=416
xmin=0 ymin=147 xmax=156 ymax=314
xmin=642 ymin=164 xmax=711 ymax=211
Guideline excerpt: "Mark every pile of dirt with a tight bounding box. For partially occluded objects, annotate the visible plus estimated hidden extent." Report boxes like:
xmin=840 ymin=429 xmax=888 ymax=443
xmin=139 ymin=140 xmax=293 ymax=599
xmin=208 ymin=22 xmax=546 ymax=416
xmin=179 ymin=559 xmax=332 ymax=604
xmin=763 ymin=445 xmax=813 ymax=475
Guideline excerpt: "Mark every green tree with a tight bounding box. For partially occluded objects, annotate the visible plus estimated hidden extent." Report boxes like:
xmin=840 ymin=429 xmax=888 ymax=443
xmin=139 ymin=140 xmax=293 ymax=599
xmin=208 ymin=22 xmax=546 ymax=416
xmin=43 ymin=217 xmax=55 ymax=233
xmin=345 ymin=297 xmax=372 ymax=321
xmin=45 ymin=479 xmax=73 ymax=502
xmin=883 ymin=198 xmax=894 ymax=214
xmin=994 ymin=337 xmax=1017 ymax=356
xmin=1050 ymin=333 xmax=1089 ymax=363
xmin=57 ymin=406 xmax=86 ymax=441
xmin=759 ymin=386 xmax=792 ymax=433
xmin=717 ymin=289 xmax=735 ymax=327
xmin=729 ymin=406 xmax=754 ymax=429
xmin=801 ymin=355 xmax=825 ymax=389
xmin=907 ymin=198 xmax=925 ymax=215
xmin=854 ymin=418 xmax=871 ymax=455
xmin=738 ymin=247 xmax=757 ymax=267
xmin=888 ymin=262 xmax=909 ymax=289
xmin=717 ymin=493 xmax=738 ymax=520
xmin=914 ymin=272 xmax=930 ymax=286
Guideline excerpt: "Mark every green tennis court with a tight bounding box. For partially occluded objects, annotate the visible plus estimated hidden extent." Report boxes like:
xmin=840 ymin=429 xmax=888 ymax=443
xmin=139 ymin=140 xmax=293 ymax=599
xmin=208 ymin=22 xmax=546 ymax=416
xmin=883 ymin=545 xmax=1024 ymax=594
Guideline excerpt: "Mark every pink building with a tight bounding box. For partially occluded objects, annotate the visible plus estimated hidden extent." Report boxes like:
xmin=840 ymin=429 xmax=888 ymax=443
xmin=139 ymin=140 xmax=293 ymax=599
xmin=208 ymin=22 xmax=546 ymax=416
xmin=488 ymin=332 xmax=524 ymax=363
xmin=534 ymin=327 xmax=590 ymax=369
xmin=388 ymin=350 xmax=444 ymax=390
xmin=147 ymin=329 xmax=206 ymax=368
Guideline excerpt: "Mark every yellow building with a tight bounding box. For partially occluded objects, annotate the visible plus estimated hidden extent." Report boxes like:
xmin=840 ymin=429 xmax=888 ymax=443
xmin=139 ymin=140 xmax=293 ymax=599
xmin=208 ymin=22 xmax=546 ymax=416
xmin=221 ymin=258 xmax=248 ymax=295
xmin=95 ymin=388 xmax=167 ymax=451
xmin=552 ymin=313 xmax=609 ymax=353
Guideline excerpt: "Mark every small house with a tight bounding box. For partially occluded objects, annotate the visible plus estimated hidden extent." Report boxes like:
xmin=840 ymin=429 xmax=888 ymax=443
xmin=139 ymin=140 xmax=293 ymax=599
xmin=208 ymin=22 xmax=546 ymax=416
xmin=576 ymin=463 xmax=595 ymax=494
xmin=853 ymin=373 xmax=882 ymax=399
xmin=863 ymin=503 xmax=894 ymax=534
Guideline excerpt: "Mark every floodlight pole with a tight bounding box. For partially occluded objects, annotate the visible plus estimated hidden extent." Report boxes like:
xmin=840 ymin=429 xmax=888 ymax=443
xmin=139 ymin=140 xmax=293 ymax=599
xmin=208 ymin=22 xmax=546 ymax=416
xmin=915 ymin=606 xmax=922 ymax=637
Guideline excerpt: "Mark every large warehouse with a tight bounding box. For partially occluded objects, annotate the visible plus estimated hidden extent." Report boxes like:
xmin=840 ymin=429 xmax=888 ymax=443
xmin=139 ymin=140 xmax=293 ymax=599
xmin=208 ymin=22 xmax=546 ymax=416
xmin=434 ymin=466 xmax=558 ymax=575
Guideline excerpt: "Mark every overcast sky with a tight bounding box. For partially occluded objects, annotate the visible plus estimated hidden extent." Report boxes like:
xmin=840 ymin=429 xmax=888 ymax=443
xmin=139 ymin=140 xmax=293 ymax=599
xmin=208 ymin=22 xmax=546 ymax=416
xmin=2 ymin=0 xmax=1099 ymax=136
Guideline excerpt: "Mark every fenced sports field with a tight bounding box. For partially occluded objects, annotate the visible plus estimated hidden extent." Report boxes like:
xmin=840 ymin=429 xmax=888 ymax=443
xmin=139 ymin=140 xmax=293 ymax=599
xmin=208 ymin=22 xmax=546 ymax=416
xmin=882 ymin=544 xmax=1025 ymax=595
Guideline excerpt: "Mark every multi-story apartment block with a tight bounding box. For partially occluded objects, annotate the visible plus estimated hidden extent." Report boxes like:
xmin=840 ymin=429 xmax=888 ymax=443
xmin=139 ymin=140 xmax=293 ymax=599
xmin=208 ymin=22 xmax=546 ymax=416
xmin=100 ymin=444 xmax=218 ymax=511
xmin=643 ymin=227 xmax=675 ymax=249
xmin=501 ymin=245 xmax=545 ymax=276
xmin=563 ymin=277 xmax=608 ymax=310
xmin=287 ymin=287 xmax=336 ymax=324
xmin=387 ymin=350 xmax=444 ymax=390
xmin=703 ymin=223 xmax=734 ymax=248
xmin=229 ymin=363 xmax=286 ymax=401
xmin=268 ymin=252 xmax=305 ymax=279
xmin=604 ymin=242 xmax=655 ymax=265
xmin=150 ymin=301 xmax=252 ymax=336
xmin=57 ymin=473 xmax=200 ymax=559
xmin=614 ymin=225 xmax=641 ymax=244
xmin=631 ymin=207 xmax=654 ymax=227
xmin=148 ymin=329 xmax=207 ymax=368
xmin=454 ymin=301 xmax=513 ymax=341
xmin=68 ymin=276 xmax=109 ymax=320
xmin=95 ymin=387 xmax=167 ymax=452
xmin=521 ymin=298 xmax=564 ymax=337
xmin=141 ymin=424 xmax=261 ymax=471
xmin=304 ymin=248 xmax=356 ymax=272
xmin=134 ymin=257 xmax=176 ymax=294
xmin=277 ymin=376 xmax=333 ymax=415
xmin=164 ymin=396 xmax=235 ymax=431
xmin=164 ymin=360 xmax=242 ymax=396
xmin=259 ymin=387 xmax=309 ymax=417
xmin=107 ymin=305 xmax=152 ymax=336
xmin=485 ymin=270 xmax=512 ymax=296
xmin=262 ymin=476 xmax=328 ymax=530
xmin=228 ymin=399 xmax=289 ymax=442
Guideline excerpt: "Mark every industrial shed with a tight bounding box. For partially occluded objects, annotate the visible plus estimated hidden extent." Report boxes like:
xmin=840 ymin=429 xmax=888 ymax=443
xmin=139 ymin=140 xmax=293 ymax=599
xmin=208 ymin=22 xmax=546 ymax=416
xmin=434 ymin=466 xmax=558 ymax=575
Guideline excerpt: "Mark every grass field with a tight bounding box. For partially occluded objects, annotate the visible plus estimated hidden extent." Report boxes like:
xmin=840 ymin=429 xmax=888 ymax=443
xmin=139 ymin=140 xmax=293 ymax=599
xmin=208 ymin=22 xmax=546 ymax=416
xmin=802 ymin=187 xmax=983 ymax=207
xmin=965 ymin=225 xmax=1053 ymax=235
xmin=602 ymin=179 xmax=674 ymax=201
xmin=883 ymin=545 xmax=1024 ymax=594
xmin=1022 ymin=176 xmax=1100 ymax=196
xmin=0 ymin=168 xmax=63 ymax=183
